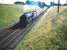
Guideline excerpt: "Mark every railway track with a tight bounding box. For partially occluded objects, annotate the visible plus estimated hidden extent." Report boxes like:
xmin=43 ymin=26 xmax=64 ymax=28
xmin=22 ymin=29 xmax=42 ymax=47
xmin=0 ymin=22 xmax=33 ymax=50
xmin=0 ymin=7 xmax=49 ymax=50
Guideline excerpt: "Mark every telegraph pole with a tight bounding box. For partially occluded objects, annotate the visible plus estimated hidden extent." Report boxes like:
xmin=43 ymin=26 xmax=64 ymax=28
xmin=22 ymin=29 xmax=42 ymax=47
xmin=57 ymin=0 xmax=60 ymax=13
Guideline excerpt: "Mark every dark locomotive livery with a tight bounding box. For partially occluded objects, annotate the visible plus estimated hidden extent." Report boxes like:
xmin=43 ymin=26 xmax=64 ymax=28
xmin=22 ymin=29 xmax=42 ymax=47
xmin=10 ymin=11 xmax=37 ymax=30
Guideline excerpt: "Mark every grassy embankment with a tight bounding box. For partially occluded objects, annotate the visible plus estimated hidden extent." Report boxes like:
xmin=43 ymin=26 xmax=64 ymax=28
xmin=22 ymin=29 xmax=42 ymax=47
xmin=14 ymin=7 xmax=67 ymax=50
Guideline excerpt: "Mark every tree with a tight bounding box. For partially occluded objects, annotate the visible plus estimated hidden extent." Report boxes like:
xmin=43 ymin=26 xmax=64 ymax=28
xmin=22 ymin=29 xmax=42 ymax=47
xmin=14 ymin=1 xmax=25 ymax=5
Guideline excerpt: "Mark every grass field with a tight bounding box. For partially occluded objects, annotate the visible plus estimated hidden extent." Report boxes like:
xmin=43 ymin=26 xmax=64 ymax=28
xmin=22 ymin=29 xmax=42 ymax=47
xmin=14 ymin=7 xmax=67 ymax=50
xmin=0 ymin=4 xmax=24 ymax=29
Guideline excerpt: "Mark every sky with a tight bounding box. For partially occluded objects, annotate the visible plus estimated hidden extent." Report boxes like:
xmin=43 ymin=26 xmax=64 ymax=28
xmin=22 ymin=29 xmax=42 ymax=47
xmin=0 ymin=0 xmax=66 ymax=4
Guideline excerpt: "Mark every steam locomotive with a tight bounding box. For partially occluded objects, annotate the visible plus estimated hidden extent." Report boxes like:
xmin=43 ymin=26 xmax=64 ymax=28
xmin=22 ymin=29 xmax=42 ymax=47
xmin=10 ymin=11 xmax=37 ymax=30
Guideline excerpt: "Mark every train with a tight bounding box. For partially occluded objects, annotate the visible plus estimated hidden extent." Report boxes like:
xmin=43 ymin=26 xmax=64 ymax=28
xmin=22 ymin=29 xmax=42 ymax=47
xmin=10 ymin=11 xmax=37 ymax=30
